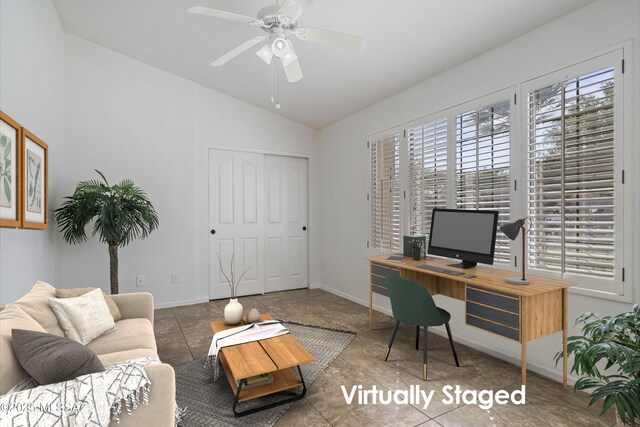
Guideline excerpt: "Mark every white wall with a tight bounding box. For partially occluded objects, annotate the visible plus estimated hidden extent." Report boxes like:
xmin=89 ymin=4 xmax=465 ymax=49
xmin=62 ymin=35 xmax=320 ymax=307
xmin=0 ymin=0 xmax=65 ymax=305
xmin=319 ymin=0 xmax=640 ymax=383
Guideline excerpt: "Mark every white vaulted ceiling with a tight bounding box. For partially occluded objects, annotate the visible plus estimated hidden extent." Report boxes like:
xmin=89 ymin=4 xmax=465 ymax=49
xmin=53 ymin=0 xmax=596 ymax=128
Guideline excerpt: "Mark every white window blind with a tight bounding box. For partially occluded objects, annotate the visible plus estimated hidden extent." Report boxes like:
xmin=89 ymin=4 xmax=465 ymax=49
xmin=527 ymin=66 xmax=616 ymax=280
xmin=370 ymin=131 xmax=401 ymax=251
xmin=407 ymin=118 xmax=448 ymax=238
xmin=455 ymin=101 xmax=511 ymax=264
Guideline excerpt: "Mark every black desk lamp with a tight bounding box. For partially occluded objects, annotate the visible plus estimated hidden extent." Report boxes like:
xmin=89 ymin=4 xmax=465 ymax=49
xmin=500 ymin=218 xmax=530 ymax=285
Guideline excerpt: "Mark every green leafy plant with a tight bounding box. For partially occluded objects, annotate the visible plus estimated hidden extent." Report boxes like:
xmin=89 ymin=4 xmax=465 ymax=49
xmin=55 ymin=170 xmax=159 ymax=294
xmin=556 ymin=305 xmax=640 ymax=425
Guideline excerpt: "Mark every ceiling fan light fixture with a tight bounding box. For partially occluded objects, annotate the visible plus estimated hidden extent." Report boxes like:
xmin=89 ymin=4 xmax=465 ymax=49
xmin=281 ymin=50 xmax=298 ymax=67
xmin=256 ymin=44 xmax=273 ymax=64
xmin=271 ymin=37 xmax=289 ymax=57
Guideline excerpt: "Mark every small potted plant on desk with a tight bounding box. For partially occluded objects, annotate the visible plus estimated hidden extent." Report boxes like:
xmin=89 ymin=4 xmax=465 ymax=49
xmin=556 ymin=304 xmax=639 ymax=426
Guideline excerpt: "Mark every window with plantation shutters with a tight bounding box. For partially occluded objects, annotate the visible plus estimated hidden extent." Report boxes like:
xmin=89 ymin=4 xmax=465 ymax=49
xmin=407 ymin=117 xmax=448 ymax=239
xmin=455 ymin=101 xmax=511 ymax=264
xmin=370 ymin=130 xmax=401 ymax=252
xmin=527 ymin=66 xmax=617 ymax=282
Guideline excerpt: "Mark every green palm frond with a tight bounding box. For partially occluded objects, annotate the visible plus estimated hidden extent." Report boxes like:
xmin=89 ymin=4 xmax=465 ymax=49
xmin=556 ymin=304 xmax=639 ymax=425
xmin=55 ymin=170 xmax=158 ymax=248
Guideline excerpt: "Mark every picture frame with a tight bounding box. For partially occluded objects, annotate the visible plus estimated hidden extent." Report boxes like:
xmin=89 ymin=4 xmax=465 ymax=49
xmin=0 ymin=111 xmax=22 ymax=228
xmin=21 ymin=128 xmax=48 ymax=229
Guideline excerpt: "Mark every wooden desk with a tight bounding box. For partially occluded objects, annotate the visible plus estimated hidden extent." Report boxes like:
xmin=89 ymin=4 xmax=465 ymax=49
xmin=368 ymin=255 xmax=574 ymax=385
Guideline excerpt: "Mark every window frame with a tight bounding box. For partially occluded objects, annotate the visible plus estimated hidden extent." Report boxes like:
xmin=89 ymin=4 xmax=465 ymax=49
xmin=368 ymin=126 xmax=404 ymax=254
xmin=519 ymin=47 xmax=631 ymax=300
xmin=366 ymin=45 xmax=633 ymax=302
xmin=449 ymin=89 xmax=516 ymax=266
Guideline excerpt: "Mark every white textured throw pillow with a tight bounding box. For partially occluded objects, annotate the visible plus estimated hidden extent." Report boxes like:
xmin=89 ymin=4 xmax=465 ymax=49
xmin=49 ymin=288 xmax=116 ymax=345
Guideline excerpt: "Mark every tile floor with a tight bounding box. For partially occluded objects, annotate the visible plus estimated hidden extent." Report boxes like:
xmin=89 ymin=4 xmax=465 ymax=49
xmin=154 ymin=289 xmax=615 ymax=427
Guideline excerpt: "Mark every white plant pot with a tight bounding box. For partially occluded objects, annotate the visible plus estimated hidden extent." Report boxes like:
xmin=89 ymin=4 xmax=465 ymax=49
xmin=224 ymin=298 xmax=243 ymax=325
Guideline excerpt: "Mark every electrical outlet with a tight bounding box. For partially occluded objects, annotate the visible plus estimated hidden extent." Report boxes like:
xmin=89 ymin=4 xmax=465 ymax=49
xmin=136 ymin=275 xmax=145 ymax=287
xmin=171 ymin=273 xmax=179 ymax=284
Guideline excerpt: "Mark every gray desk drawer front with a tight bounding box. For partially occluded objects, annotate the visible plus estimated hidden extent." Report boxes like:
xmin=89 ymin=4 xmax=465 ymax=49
xmin=467 ymin=301 xmax=519 ymax=329
xmin=371 ymin=284 xmax=389 ymax=296
xmin=466 ymin=286 xmax=519 ymax=313
xmin=371 ymin=263 xmax=400 ymax=279
xmin=467 ymin=314 xmax=520 ymax=341
xmin=371 ymin=274 xmax=389 ymax=287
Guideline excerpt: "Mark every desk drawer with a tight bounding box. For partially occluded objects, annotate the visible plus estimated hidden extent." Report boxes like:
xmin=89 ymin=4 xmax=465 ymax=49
xmin=466 ymin=285 xmax=520 ymax=342
xmin=370 ymin=263 xmax=400 ymax=298
xmin=466 ymin=285 xmax=519 ymax=313
xmin=466 ymin=314 xmax=520 ymax=341
xmin=467 ymin=301 xmax=519 ymax=329
xmin=371 ymin=284 xmax=389 ymax=296
xmin=371 ymin=263 xmax=400 ymax=279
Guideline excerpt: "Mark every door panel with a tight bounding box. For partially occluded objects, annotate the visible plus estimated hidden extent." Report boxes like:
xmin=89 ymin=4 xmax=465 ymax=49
xmin=265 ymin=155 xmax=308 ymax=292
xmin=209 ymin=150 xmax=264 ymax=299
xmin=209 ymin=150 xmax=308 ymax=299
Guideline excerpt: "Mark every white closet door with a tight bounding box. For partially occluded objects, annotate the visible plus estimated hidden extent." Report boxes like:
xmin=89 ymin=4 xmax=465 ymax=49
xmin=264 ymin=155 xmax=308 ymax=292
xmin=209 ymin=149 xmax=264 ymax=299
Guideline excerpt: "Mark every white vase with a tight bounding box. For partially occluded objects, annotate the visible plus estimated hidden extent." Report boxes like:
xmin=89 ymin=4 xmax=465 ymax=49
xmin=224 ymin=298 xmax=243 ymax=325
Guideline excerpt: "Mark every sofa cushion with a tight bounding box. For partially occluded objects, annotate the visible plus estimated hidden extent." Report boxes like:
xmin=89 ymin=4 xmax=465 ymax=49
xmin=87 ymin=318 xmax=157 ymax=356
xmin=56 ymin=287 xmax=122 ymax=321
xmin=0 ymin=304 xmax=47 ymax=395
xmin=49 ymin=288 xmax=116 ymax=345
xmin=11 ymin=329 xmax=105 ymax=385
xmin=97 ymin=348 xmax=160 ymax=367
xmin=14 ymin=281 xmax=64 ymax=336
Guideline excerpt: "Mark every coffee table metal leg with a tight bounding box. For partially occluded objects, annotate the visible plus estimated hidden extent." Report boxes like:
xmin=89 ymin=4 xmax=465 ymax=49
xmin=232 ymin=366 xmax=307 ymax=417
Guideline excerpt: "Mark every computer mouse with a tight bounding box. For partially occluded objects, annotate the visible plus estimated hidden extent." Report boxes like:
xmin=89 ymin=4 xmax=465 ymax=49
xmin=464 ymin=274 xmax=476 ymax=279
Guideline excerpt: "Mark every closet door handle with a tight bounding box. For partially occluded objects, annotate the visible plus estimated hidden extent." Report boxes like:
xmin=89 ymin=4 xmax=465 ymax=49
xmin=302 ymin=226 xmax=307 ymax=231
xmin=210 ymin=229 xmax=216 ymax=235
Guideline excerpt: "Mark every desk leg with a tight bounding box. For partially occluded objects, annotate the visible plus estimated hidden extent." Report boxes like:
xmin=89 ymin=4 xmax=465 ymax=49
xmin=369 ymin=283 xmax=373 ymax=330
xmin=563 ymin=288 xmax=568 ymax=386
xmin=521 ymin=340 xmax=527 ymax=385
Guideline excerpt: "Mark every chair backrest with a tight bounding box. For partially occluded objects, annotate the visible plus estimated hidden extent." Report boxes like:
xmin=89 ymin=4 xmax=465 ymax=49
xmin=385 ymin=277 xmax=446 ymax=327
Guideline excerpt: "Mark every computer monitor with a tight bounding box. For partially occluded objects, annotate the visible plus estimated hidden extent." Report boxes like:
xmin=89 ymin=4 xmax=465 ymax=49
xmin=427 ymin=208 xmax=499 ymax=269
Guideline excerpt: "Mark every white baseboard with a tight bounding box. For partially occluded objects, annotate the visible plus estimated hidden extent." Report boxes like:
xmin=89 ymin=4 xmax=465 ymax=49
xmin=308 ymin=282 xmax=321 ymax=289
xmin=154 ymin=298 xmax=209 ymax=309
xmin=317 ymin=283 xmax=579 ymax=386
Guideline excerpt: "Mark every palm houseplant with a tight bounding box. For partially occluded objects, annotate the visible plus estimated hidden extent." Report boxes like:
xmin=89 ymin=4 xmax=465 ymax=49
xmin=556 ymin=305 xmax=639 ymax=426
xmin=55 ymin=170 xmax=159 ymax=294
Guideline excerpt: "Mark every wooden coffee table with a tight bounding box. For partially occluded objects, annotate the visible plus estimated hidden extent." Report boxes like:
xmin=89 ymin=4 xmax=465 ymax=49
xmin=209 ymin=314 xmax=315 ymax=416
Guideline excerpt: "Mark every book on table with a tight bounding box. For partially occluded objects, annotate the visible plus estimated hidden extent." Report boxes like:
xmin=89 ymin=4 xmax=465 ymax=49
xmin=235 ymin=373 xmax=274 ymax=389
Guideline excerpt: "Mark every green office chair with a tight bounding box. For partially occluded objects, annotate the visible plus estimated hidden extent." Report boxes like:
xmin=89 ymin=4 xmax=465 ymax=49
xmin=384 ymin=277 xmax=460 ymax=380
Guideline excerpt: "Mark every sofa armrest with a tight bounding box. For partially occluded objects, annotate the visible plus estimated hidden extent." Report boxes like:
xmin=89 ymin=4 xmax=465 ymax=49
xmin=110 ymin=292 xmax=154 ymax=324
xmin=113 ymin=363 xmax=176 ymax=426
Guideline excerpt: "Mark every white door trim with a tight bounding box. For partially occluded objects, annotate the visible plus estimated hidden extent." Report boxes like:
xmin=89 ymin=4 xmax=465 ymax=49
xmin=207 ymin=146 xmax=310 ymax=159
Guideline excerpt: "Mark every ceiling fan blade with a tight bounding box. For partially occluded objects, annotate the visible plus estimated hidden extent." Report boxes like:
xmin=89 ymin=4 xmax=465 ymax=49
xmin=278 ymin=0 xmax=313 ymax=21
xmin=188 ymin=6 xmax=264 ymax=26
xmin=295 ymin=27 xmax=365 ymax=52
xmin=211 ymin=36 xmax=266 ymax=67
xmin=283 ymin=58 xmax=303 ymax=83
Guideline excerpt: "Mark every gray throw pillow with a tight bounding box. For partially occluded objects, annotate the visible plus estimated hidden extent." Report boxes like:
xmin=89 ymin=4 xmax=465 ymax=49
xmin=11 ymin=329 xmax=105 ymax=385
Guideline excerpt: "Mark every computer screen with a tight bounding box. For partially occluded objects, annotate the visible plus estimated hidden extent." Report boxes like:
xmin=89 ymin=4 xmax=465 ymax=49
xmin=428 ymin=208 xmax=499 ymax=269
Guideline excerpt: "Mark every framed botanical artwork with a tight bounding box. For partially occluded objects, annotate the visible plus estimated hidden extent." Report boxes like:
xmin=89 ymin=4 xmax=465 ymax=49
xmin=0 ymin=111 xmax=22 ymax=228
xmin=21 ymin=128 xmax=48 ymax=229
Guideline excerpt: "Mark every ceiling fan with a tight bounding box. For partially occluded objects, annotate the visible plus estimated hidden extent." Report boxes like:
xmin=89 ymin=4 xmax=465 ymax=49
xmin=187 ymin=0 xmax=365 ymax=84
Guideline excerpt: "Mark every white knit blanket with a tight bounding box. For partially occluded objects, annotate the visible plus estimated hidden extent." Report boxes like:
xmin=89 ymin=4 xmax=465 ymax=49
xmin=0 ymin=357 xmax=158 ymax=427
xmin=205 ymin=320 xmax=289 ymax=381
